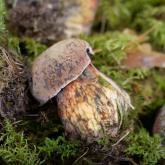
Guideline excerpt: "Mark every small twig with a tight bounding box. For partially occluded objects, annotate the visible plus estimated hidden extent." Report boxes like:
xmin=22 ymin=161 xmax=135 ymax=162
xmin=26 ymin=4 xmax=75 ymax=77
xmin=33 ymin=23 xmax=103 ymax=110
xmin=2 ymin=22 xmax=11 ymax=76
xmin=122 ymin=76 xmax=141 ymax=86
xmin=12 ymin=120 xmax=23 ymax=125
xmin=109 ymin=53 xmax=121 ymax=66
xmin=24 ymin=114 xmax=39 ymax=117
xmin=0 ymin=46 xmax=24 ymax=75
xmin=138 ymin=26 xmax=156 ymax=42
xmin=119 ymin=157 xmax=139 ymax=165
xmin=72 ymin=147 xmax=89 ymax=165
xmin=93 ymin=48 xmax=102 ymax=54
xmin=112 ymin=130 xmax=130 ymax=147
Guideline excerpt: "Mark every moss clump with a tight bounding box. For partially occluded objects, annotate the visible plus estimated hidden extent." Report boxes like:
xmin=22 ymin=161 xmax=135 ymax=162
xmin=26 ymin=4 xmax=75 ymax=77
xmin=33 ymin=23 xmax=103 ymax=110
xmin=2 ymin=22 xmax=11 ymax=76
xmin=134 ymin=6 xmax=165 ymax=51
xmin=0 ymin=0 xmax=6 ymax=39
xmin=96 ymin=136 xmax=109 ymax=146
xmin=95 ymin=0 xmax=131 ymax=31
xmin=83 ymin=32 xmax=137 ymax=70
xmin=94 ymin=0 xmax=165 ymax=52
xmin=126 ymin=129 xmax=164 ymax=165
xmin=39 ymin=136 xmax=78 ymax=160
xmin=95 ymin=0 xmax=163 ymax=31
xmin=0 ymin=120 xmax=41 ymax=165
xmin=8 ymin=37 xmax=47 ymax=63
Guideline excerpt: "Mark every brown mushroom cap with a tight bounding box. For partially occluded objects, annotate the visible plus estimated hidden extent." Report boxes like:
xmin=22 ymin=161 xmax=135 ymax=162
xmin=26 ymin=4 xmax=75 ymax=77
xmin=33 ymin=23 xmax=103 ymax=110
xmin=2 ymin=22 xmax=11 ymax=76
xmin=31 ymin=39 xmax=92 ymax=104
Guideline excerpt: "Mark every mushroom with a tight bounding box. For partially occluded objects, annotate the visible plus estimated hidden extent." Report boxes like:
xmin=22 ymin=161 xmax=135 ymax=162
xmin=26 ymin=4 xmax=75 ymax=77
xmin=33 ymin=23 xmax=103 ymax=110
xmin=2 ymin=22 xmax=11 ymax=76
xmin=32 ymin=39 xmax=92 ymax=104
xmin=31 ymin=39 xmax=133 ymax=143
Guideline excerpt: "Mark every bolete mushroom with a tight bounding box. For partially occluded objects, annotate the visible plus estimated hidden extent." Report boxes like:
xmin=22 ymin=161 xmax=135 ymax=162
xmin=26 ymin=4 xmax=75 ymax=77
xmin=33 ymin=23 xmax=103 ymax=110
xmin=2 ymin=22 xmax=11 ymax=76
xmin=31 ymin=39 xmax=133 ymax=143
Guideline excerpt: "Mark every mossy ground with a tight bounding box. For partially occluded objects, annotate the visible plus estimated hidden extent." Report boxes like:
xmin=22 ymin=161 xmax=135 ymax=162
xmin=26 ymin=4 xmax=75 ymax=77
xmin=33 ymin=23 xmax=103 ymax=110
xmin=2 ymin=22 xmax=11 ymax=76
xmin=0 ymin=0 xmax=165 ymax=164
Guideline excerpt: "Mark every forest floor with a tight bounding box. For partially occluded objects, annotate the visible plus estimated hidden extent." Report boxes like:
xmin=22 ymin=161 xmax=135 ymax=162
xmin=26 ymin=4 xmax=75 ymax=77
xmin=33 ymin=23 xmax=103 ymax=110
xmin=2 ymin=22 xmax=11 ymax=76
xmin=0 ymin=0 xmax=165 ymax=165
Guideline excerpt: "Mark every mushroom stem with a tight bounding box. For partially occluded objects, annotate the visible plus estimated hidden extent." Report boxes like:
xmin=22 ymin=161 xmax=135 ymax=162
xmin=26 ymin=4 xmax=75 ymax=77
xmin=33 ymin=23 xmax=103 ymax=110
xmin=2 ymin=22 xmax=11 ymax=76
xmin=92 ymin=64 xmax=134 ymax=110
xmin=56 ymin=64 xmax=133 ymax=143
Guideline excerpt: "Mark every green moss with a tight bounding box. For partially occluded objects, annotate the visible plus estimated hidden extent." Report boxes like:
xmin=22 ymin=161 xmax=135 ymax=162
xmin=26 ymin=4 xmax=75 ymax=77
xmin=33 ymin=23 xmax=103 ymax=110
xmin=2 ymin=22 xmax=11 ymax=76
xmin=83 ymin=32 xmax=137 ymax=70
xmin=134 ymin=6 xmax=165 ymax=51
xmin=39 ymin=136 xmax=79 ymax=160
xmin=96 ymin=136 xmax=109 ymax=146
xmin=94 ymin=0 xmax=165 ymax=52
xmin=0 ymin=0 xmax=6 ymax=39
xmin=154 ymin=73 xmax=165 ymax=91
xmin=0 ymin=120 xmax=41 ymax=165
xmin=8 ymin=37 xmax=47 ymax=63
xmin=8 ymin=37 xmax=22 ymax=55
xmin=126 ymin=129 xmax=164 ymax=165
xmin=95 ymin=0 xmax=131 ymax=31
xmin=95 ymin=0 xmax=163 ymax=31
xmin=21 ymin=38 xmax=47 ymax=61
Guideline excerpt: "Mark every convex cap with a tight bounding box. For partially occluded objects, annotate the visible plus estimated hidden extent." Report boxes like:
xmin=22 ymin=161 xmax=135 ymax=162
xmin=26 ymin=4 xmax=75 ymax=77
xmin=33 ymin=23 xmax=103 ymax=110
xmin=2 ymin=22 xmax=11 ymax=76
xmin=32 ymin=39 xmax=93 ymax=104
